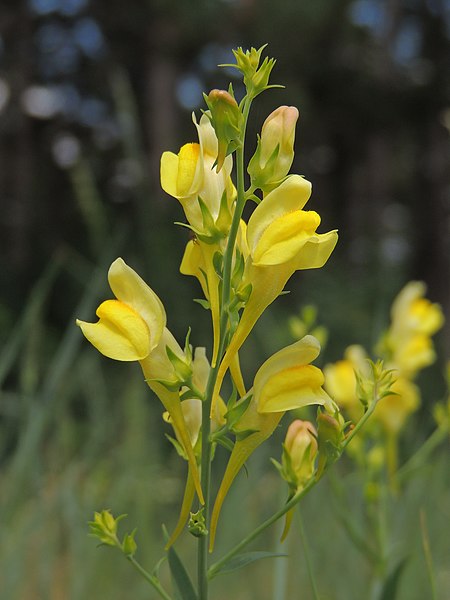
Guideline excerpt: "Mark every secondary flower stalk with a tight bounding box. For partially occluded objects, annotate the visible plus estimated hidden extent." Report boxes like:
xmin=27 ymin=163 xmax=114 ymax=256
xmin=76 ymin=258 xmax=204 ymax=504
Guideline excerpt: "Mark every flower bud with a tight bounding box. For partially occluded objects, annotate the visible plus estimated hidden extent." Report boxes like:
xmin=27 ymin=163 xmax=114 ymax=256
xmin=89 ymin=510 xmax=122 ymax=547
xmin=283 ymin=419 xmax=317 ymax=489
xmin=248 ymin=106 xmax=298 ymax=191
xmin=231 ymin=45 xmax=277 ymax=98
xmin=204 ymin=89 xmax=243 ymax=171
xmin=316 ymin=410 xmax=346 ymax=477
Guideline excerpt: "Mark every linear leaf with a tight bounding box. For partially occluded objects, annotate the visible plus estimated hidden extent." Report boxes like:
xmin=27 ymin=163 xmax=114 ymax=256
xmin=209 ymin=551 xmax=287 ymax=578
xmin=167 ymin=544 xmax=198 ymax=600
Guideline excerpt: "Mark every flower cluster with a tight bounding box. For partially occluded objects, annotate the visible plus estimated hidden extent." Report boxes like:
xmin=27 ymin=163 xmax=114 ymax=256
xmin=77 ymin=46 xmax=339 ymax=556
xmin=324 ymin=281 xmax=444 ymax=474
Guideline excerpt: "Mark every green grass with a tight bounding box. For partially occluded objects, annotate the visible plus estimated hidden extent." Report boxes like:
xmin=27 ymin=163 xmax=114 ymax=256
xmin=1 ymin=248 xmax=449 ymax=599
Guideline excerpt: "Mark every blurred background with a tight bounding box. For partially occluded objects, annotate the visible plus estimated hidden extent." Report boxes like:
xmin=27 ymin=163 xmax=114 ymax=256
xmin=0 ymin=1 xmax=449 ymax=598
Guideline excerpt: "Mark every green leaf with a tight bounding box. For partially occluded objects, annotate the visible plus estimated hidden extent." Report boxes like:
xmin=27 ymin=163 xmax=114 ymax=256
xmin=209 ymin=551 xmax=287 ymax=578
xmin=165 ymin=434 xmax=187 ymax=460
xmin=234 ymin=428 xmax=259 ymax=442
xmin=167 ymin=541 xmax=198 ymax=600
xmin=379 ymin=557 xmax=409 ymax=600
xmin=193 ymin=298 xmax=210 ymax=310
xmin=225 ymin=394 xmax=252 ymax=430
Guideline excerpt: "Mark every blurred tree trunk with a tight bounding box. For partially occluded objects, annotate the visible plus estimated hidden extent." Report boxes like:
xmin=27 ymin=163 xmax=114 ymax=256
xmin=1 ymin=3 xmax=34 ymax=274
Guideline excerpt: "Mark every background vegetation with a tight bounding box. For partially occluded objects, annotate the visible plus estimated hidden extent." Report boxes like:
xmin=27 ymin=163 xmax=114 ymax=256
xmin=0 ymin=1 xmax=449 ymax=598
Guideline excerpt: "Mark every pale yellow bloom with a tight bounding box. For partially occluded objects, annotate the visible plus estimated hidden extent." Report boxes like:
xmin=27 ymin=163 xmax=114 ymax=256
xmin=160 ymin=114 xmax=235 ymax=234
xmin=253 ymin=335 xmax=333 ymax=413
xmin=76 ymin=258 xmax=204 ymax=503
xmin=284 ymin=419 xmax=318 ymax=487
xmin=209 ymin=335 xmax=332 ymax=550
xmin=324 ymin=345 xmax=368 ymax=421
xmin=384 ymin=281 xmax=444 ymax=377
xmin=180 ymin=239 xmax=222 ymax=364
xmin=212 ymin=178 xmax=337 ymax=412
xmin=390 ymin=281 xmax=444 ymax=338
xmin=392 ymin=333 xmax=437 ymax=376
xmin=373 ymin=376 xmax=420 ymax=435
xmin=248 ymin=105 xmax=299 ymax=190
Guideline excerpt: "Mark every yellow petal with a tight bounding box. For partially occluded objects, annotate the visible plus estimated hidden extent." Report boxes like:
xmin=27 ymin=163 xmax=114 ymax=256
xmin=108 ymin=258 xmax=166 ymax=351
xmin=254 ymin=335 xmax=321 ymax=397
xmin=160 ymin=151 xmax=180 ymax=197
xmin=252 ymin=211 xmax=320 ymax=266
xmin=247 ymin=175 xmax=312 ymax=252
xmin=181 ymin=240 xmax=221 ymax=366
xmin=290 ymin=230 xmax=338 ymax=270
xmin=76 ymin=299 xmax=150 ymax=361
xmin=373 ymin=377 xmax=420 ymax=434
xmin=257 ymin=364 xmax=330 ymax=413
xmin=177 ymin=143 xmax=200 ymax=196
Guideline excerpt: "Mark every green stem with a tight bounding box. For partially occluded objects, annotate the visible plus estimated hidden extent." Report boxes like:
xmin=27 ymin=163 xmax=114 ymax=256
xmin=396 ymin=425 xmax=448 ymax=484
xmin=209 ymin=371 xmax=387 ymax=580
xmin=208 ymin=479 xmax=316 ymax=579
xmin=198 ymin=370 xmax=215 ymax=600
xmin=126 ymin=555 xmax=173 ymax=600
xmin=420 ymin=508 xmax=438 ymax=600
xmin=197 ymin=95 xmax=253 ymax=600
xmin=219 ymin=97 xmax=252 ymax=327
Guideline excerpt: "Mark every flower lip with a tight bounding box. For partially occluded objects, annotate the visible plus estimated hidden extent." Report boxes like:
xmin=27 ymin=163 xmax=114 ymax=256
xmin=247 ymin=175 xmax=312 ymax=253
xmin=108 ymin=258 xmax=166 ymax=353
xmin=76 ymin=299 xmax=151 ymax=361
xmin=253 ymin=335 xmax=332 ymax=414
xmin=251 ymin=210 xmax=321 ymax=266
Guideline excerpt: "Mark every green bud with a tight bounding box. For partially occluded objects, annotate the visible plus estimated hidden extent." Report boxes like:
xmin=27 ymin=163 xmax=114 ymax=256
xmin=165 ymin=345 xmax=193 ymax=386
xmin=316 ymin=411 xmax=346 ymax=477
xmin=122 ymin=530 xmax=138 ymax=557
xmin=229 ymin=45 xmax=279 ymax=99
xmin=88 ymin=510 xmax=126 ymax=547
xmin=281 ymin=419 xmax=318 ymax=490
xmin=204 ymin=89 xmax=243 ymax=171
xmin=188 ymin=509 xmax=208 ymax=538
xmin=248 ymin=106 xmax=298 ymax=192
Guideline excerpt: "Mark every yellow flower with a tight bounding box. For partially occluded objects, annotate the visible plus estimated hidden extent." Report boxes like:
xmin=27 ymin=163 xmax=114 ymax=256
xmin=284 ymin=419 xmax=318 ymax=487
xmin=390 ymin=281 xmax=444 ymax=337
xmin=180 ymin=239 xmax=222 ymax=365
xmin=209 ymin=335 xmax=332 ymax=550
xmin=248 ymin=105 xmax=299 ymax=191
xmin=212 ymin=175 xmax=338 ymax=410
xmin=160 ymin=113 xmax=235 ymax=235
xmin=392 ymin=333 xmax=437 ymax=376
xmin=253 ymin=334 xmax=333 ymax=413
xmin=76 ymin=258 xmax=204 ymax=504
xmin=324 ymin=345 xmax=368 ymax=421
xmin=373 ymin=376 xmax=420 ymax=435
xmin=77 ymin=258 xmax=165 ymax=361
xmin=383 ymin=281 xmax=444 ymax=377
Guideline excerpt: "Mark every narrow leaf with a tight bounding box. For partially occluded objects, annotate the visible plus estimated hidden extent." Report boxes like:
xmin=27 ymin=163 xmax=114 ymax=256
xmin=379 ymin=557 xmax=409 ymax=600
xmin=209 ymin=551 xmax=287 ymax=578
xmin=167 ymin=542 xmax=198 ymax=600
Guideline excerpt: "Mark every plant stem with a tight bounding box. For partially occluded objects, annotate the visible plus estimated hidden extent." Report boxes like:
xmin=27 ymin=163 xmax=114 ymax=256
xmin=198 ymin=367 xmax=215 ymax=600
xmin=209 ymin=371 xmax=388 ymax=580
xmin=396 ymin=425 xmax=447 ymax=484
xmin=197 ymin=96 xmax=252 ymax=600
xmin=420 ymin=508 xmax=438 ymax=600
xmin=126 ymin=555 xmax=173 ymax=600
xmin=208 ymin=479 xmax=316 ymax=579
